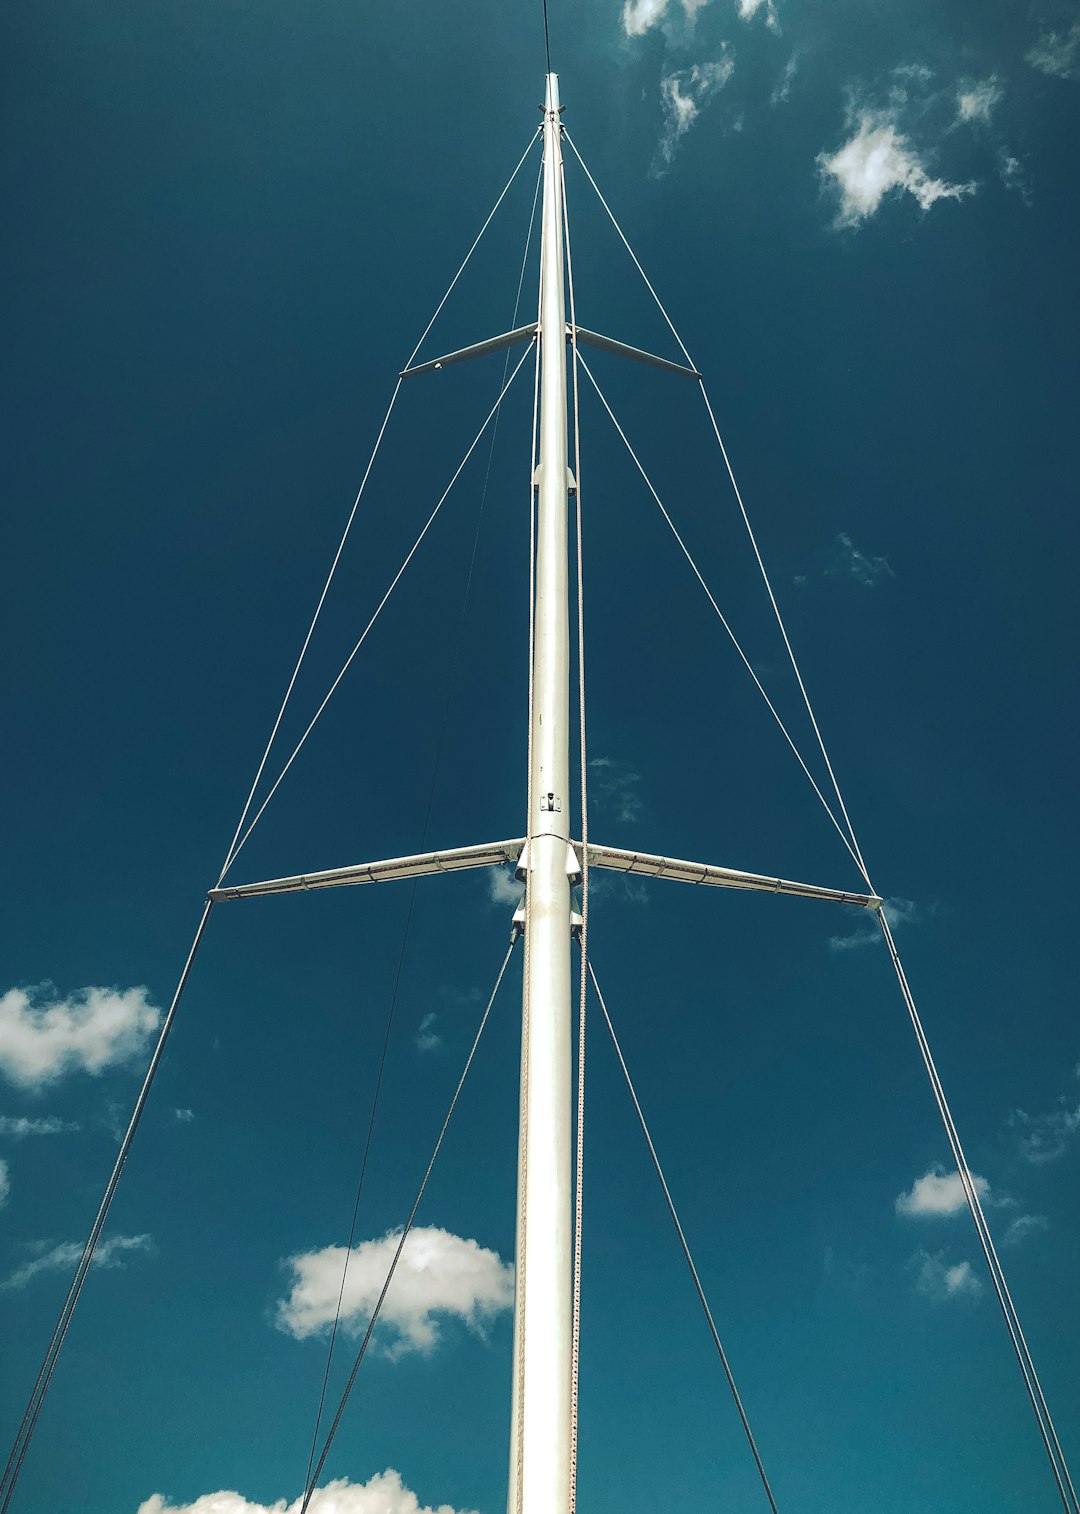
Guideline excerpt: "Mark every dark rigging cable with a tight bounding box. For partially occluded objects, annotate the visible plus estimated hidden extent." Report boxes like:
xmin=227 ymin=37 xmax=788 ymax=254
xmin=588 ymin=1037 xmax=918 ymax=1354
xmin=299 ymin=937 xmax=519 ymax=1514
xmin=301 ymin=160 xmax=544 ymax=1490
xmin=586 ymin=955 xmax=782 ymax=1514
xmin=542 ymin=0 xmax=552 ymax=75
xmin=0 ymin=902 xmax=215 ymax=1514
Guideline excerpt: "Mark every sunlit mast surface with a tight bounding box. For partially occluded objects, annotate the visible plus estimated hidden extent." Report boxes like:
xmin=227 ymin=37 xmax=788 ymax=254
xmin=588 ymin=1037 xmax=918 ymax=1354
xmin=509 ymin=69 xmax=574 ymax=1514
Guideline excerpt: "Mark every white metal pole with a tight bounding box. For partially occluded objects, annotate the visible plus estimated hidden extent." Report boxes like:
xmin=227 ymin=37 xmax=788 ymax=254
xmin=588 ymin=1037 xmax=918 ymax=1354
xmin=508 ymin=72 xmax=574 ymax=1514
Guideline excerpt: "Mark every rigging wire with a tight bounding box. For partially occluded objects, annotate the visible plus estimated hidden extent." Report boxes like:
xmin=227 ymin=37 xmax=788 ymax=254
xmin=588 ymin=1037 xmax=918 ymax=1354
xmin=879 ymin=910 xmax=1079 ymax=1514
xmin=574 ymin=351 xmax=866 ymax=877
xmin=586 ymin=957 xmax=781 ymax=1514
xmin=560 ymin=149 xmax=590 ymax=1514
xmin=542 ymin=0 xmax=553 ymax=77
xmin=565 ymin=132 xmax=1079 ymax=1509
xmin=0 ymin=902 xmax=216 ymax=1513
xmin=301 ymin=160 xmax=544 ymax=1487
xmin=224 ymin=339 xmax=536 ymax=874
xmin=298 ymin=937 xmax=519 ymax=1514
xmin=217 ymin=129 xmax=541 ymax=888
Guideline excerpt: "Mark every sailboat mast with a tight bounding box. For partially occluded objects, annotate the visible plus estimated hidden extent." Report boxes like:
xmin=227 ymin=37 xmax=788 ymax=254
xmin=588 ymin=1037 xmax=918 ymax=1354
xmin=509 ymin=71 xmax=574 ymax=1514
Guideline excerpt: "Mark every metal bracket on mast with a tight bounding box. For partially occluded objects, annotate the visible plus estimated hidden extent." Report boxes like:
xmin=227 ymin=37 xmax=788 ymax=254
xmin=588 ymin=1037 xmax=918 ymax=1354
xmin=531 ymin=463 xmax=577 ymax=493
xmin=514 ymin=838 xmax=582 ymax=885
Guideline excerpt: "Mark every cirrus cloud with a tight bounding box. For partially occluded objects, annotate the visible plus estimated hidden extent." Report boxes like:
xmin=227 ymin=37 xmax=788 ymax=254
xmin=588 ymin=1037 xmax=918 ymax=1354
xmin=2 ymin=1233 xmax=153 ymax=1291
xmin=1026 ymin=20 xmax=1080 ymax=82
xmin=658 ymin=53 xmax=737 ymax=165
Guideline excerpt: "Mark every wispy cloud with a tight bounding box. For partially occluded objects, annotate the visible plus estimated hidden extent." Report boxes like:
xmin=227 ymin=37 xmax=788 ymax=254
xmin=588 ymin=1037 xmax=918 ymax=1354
xmin=138 ymin=1469 xmax=479 ymax=1514
xmin=1004 ymin=1213 xmax=1049 ymax=1247
xmin=896 ymin=1165 xmax=992 ymax=1218
xmin=819 ymin=115 xmax=974 ymax=227
xmin=589 ymin=757 xmax=645 ymax=824
xmin=487 ymin=867 xmax=524 ymax=909
xmin=827 ymin=531 xmax=894 ymax=587
xmin=828 ymin=896 xmax=918 ymax=953
xmin=2 ymin=1233 xmax=153 ymax=1291
xmin=956 ymin=76 xmax=1004 ymax=125
xmin=1010 ymin=1089 xmax=1080 ymax=1164
xmin=818 ymin=71 xmax=977 ymax=230
xmin=996 ymin=150 xmax=1030 ymax=200
xmin=276 ymin=1225 xmax=513 ymax=1357
xmin=912 ymin=1249 xmax=983 ymax=1303
xmin=173 ymin=1107 xmax=195 ymax=1124
xmin=658 ymin=53 xmax=736 ymax=166
xmin=771 ymin=53 xmax=798 ymax=106
xmin=0 ymin=984 xmax=161 ymax=1089
xmin=414 ymin=1012 xmax=442 ymax=1054
xmin=0 ymin=1114 xmax=80 ymax=1138
xmin=1026 ymin=20 xmax=1080 ymax=81
xmin=0 ymin=1159 xmax=9 ymax=1208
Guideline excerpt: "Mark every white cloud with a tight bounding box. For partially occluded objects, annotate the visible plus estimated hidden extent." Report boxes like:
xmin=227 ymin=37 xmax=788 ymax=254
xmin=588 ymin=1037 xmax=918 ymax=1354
xmin=736 ymin=0 xmax=778 ymax=33
xmin=276 ymin=1225 xmax=513 ymax=1357
xmin=0 ymin=1114 xmax=79 ymax=1138
xmin=0 ymin=1158 xmax=9 ymax=1208
xmin=622 ymin=0 xmax=672 ymax=37
xmin=1010 ymin=1100 xmax=1080 ymax=1163
xmin=414 ymin=1013 xmax=442 ymax=1054
xmin=771 ymin=54 xmax=798 ymax=106
xmin=2 ymin=1233 xmax=153 ymax=1291
xmin=589 ymin=756 xmax=645 ymax=824
xmin=914 ymin=1250 xmax=983 ymax=1303
xmin=828 ymin=896 xmax=918 ymax=953
xmin=1026 ymin=20 xmax=1080 ymax=81
xmin=818 ymin=112 xmax=975 ymax=229
xmin=827 ymin=531 xmax=893 ymax=587
xmin=956 ymin=76 xmax=1004 ymax=125
xmin=0 ymin=984 xmax=161 ymax=1089
xmin=1004 ymin=1213 xmax=1049 ymax=1247
xmin=621 ymin=0 xmax=714 ymax=36
xmin=658 ymin=54 xmax=736 ymax=165
xmin=138 ymin=1469 xmax=478 ymax=1514
xmin=174 ymin=1107 xmax=195 ymax=1123
xmin=996 ymin=151 xmax=1029 ymax=199
xmin=487 ymin=867 xmax=523 ymax=909
xmin=896 ymin=1165 xmax=990 ymax=1218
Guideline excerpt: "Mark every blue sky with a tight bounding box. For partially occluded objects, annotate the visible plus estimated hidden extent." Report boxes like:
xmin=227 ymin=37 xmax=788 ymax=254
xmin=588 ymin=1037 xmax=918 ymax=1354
xmin=1 ymin=1 xmax=1078 ymax=1511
